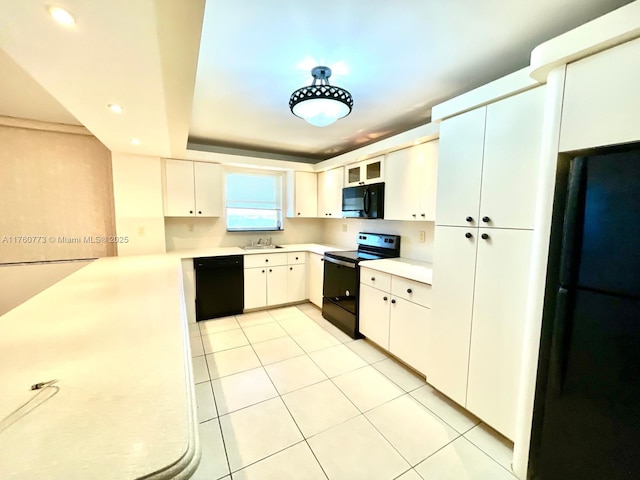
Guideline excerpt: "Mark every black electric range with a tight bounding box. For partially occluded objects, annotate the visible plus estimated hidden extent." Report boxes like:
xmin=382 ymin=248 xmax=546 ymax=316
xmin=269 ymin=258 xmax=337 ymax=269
xmin=322 ymin=232 xmax=401 ymax=339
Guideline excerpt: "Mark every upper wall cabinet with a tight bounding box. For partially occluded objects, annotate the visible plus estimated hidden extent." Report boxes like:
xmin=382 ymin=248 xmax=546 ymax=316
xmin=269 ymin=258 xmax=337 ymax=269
xmin=344 ymin=156 xmax=384 ymax=187
xmin=436 ymin=86 xmax=546 ymax=230
xmin=163 ymin=159 xmax=222 ymax=217
xmin=286 ymin=171 xmax=317 ymax=218
xmin=317 ymin=167 xmax=343 ymax=218
xmin=385 ymin=141 xmax=438 ymax=221
xmin=559 ymin=37 xmax=640 ymax=152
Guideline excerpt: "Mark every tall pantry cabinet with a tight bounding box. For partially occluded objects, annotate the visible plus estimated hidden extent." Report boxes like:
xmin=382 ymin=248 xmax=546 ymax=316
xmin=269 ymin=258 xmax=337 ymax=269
xmin=428 ymin=86 xmax=545 ymax=439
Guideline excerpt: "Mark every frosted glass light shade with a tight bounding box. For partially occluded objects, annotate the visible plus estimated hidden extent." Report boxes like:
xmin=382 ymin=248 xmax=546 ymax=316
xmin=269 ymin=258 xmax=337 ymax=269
xmin=292 ymin=98 xmax=351 ymax=127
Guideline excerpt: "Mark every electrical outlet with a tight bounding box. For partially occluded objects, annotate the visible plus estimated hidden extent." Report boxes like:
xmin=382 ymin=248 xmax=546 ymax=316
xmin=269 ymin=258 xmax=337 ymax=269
xmin=137 ymin=226 xmax=145 ymax=237
xmin=342 ymin=223 xmax=348 ymax=232
xmin=188 ymin=224 xmax=194 ymax=232
xmin=419 ymin=230 xmax=426 ymax=243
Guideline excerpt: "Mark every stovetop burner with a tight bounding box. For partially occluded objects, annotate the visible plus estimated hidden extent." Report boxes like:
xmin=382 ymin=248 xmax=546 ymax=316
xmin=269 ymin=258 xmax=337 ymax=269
xmin=324 ymin=232 xmax=401 ymax=265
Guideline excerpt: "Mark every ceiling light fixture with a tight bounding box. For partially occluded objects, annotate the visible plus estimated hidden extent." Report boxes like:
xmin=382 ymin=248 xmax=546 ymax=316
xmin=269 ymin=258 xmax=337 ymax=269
xmin=289 ymin=66 xmax=353 ymax=127
xmin=107 ymin=104 xmax=123 ymax=114
xmin=48 ymin=6 xmax=76 ymax=26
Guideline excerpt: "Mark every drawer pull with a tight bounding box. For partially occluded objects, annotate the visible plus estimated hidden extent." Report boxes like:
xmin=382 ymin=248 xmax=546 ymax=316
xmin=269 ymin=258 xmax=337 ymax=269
xmin=371 ymin=277 xmax=375 ymax=281
xmin=407 ymin=288 xmax=412 ymax=294
xmin=391 ymin=299 xmax=396 ymax=304
xmin=383 ymin=296 xmax=388 ymax=301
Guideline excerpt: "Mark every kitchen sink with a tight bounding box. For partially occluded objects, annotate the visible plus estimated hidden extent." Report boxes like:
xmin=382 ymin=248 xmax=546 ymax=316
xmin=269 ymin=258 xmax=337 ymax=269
xmin=241 ymin=245 xmax=284 ymax=250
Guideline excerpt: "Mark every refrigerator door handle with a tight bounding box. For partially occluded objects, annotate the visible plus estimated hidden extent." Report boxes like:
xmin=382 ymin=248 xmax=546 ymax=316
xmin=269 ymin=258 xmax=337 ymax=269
xmin=548 ymin=287 xmax=573 ymax=398
xmin=559 ymin=157 xmax=587 ymax=287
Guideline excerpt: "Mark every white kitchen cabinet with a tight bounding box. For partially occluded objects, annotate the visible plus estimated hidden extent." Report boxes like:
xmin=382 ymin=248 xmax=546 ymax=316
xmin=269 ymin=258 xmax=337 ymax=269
xmin=287 ymin=264 xmax=307 ymax=303
xmin=427 ymin=225 xmax=478 ymax=406
xmin=436 ymin=86 xmax=545 ymax=229
xmin=164 ymin=159 xmax=222 ymax=217
xmin=359 ymin=283 xmax=391 ymax=349
xmin=359 ymin=271 xmax=431 ymax=375
xmin=266 ymin=265 xmax=288 ymax=306
xmin=389 ymin=297 xmax=430 ymax=375
xmin=244 ymin=266 xmax=268 ymax=309
xmin=385 ymin=141 xmax=438 ymax=221
xmin=429 ymin=224 xmax=533 ymax=439
xmin=344 ymin=156 xmax=384 ymax=187
xmin=317 ymin=167 xmax=343 ymax=218
xmin=286 ymin=171 xmax=318 ymax=218
xmin=308 ymin=253 xmax=324 ymax=307
xmin=466 ymin=228 xmax=533 ymax=439
xmin=559 ymin=37 xmax=640 ymax=152
xmin=244 ymin=252 xmax=308 ymax=310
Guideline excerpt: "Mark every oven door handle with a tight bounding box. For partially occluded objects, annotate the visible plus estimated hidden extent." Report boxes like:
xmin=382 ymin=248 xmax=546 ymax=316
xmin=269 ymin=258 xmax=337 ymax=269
xmin=323 ymin=256 xmax=356 ymax=269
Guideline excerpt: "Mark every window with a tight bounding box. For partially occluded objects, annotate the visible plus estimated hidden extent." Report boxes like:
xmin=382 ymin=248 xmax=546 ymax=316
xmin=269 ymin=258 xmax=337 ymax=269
xmin=225 ymin=171 xmax=283 ymax=231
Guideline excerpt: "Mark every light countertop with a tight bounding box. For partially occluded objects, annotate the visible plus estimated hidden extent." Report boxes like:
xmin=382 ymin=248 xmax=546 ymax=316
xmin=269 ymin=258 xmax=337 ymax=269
xmin=0 ymin=255 xmax=199 ymax=480
xmin=169 ymin=243 xmax=344 ymax=259
xmin=360 ymin=258 xmax=433 ymax=284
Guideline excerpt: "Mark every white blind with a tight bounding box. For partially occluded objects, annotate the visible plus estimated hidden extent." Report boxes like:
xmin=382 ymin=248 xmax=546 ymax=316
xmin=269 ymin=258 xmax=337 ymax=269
xmin=226 ymin=173 xmax=280 ymax=210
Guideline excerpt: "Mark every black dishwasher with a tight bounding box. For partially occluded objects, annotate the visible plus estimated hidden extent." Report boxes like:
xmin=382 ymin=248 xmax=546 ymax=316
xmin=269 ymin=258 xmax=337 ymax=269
xmin=194 ymin=256 xmax=244 ymax=321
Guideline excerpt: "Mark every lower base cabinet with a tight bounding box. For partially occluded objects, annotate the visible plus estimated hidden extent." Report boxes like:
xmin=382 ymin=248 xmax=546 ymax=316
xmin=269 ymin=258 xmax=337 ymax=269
xmin=359 ymin=268 xmax=431 ymax=375
xmin=308 ymin=253 xmax=324 ymax=307
xmin=429 ymin=225 xmax=533 ymax=439
xmin=243 ymin=252 xmax=307 ymax=310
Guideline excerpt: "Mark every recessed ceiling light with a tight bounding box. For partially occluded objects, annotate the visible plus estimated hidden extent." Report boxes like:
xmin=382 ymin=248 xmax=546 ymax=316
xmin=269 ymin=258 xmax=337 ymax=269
xmin=107 ymin=104 xmax=123 ymax=114
xmin=48 ymin=6 xmax=76 ymax=26
xmin=130 ymin=138 xmax=140 ymax=145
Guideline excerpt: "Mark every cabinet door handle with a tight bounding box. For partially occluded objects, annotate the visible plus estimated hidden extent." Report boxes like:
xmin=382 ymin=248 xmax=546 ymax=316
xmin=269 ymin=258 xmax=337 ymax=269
xmin=466 ymin=216 xmax=473 ymax=222
xmin=407 ymin=288 xmax=412 ymax=294
xmin=189 ymin=210 xmax=193 ymax=214
xmin=465 ymin=232 xmax=473 ymax=239
xmin=371 ymin=277 xmax=375 ymax=281
xmin=481 ymin=233 xmax=490 ymax=240
xmin=297 ymin=212 xmax=301 ymax=216
xmin=482 ymin=216 xmax=491 ymax=223
xmin=295 ymin=257 xmax=299 ymax=260
xmin=265 ymin=259 xmax=269 ymax=262
xmin=391 ymin=299 xmax=396 ymax=304
xmin=329 ymin=213 xmax=332 ymax=216
xmin=261 ymin=269 xmax=265 ymax=273
xmin=269 ymin=269 xmax=273 ymax=272
xmin=412 ymin=214 xmax=417 ymax=218
xmin=421 ymin=213 xmax=425 ymax=217
xmin=383 ymin=296 xmax=388 ymax=301
xmin=320 ymin=258 xmax=324 ymax=262
xmin=198 ymin=211 xmax=202 ymax=214
xmin=289 ymin=267 xmax=293 ymax=270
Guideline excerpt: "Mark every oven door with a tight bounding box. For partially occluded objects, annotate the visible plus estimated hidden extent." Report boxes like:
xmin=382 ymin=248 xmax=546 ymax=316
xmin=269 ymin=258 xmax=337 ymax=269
xmin=322 ymin=256 xmax=358 ymax=314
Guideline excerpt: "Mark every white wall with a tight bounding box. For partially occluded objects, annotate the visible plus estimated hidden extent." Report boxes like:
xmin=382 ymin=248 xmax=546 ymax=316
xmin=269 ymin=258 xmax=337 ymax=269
xmin=322 ymin=218 xmax=435 ymax=263
xmin=111 ymin=153 xmax=166 ymax=255
xmin=165 ymin=216 xmax=325 ymax=250
xmin=0 ymin=260 xmax=91 ymax=316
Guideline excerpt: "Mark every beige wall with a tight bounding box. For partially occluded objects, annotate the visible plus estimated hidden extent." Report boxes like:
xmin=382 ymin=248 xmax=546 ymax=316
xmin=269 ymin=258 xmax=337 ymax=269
xmin=111 ymin=153 xmax=166 ymax=255
xmin=0 ymin=260 xmax=90 ymax=316
xmin=0 ymin=118 xmax=115 ymax=263
xmin=322 ymin=218 xmax=435 ymax=262
xmin=165 ymin=216 xmax=325 ymax=251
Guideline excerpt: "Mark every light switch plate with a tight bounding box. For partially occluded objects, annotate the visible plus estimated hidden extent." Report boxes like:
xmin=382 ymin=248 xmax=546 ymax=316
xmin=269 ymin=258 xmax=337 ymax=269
xmin=342 ymin=223 xmax=348 ymax=232
xmin=419 ymin=230 xmax=426 ymax=242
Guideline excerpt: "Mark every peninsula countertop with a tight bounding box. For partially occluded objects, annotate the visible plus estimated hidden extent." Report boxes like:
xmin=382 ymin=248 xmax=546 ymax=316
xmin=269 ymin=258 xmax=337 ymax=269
xmin=0 ymin=255 xmax=199 ymax=480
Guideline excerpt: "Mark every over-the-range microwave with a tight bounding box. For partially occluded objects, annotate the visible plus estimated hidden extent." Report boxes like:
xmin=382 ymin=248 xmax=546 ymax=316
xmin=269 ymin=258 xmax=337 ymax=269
xmin=342 ymin=182 xmax=385 ymax=219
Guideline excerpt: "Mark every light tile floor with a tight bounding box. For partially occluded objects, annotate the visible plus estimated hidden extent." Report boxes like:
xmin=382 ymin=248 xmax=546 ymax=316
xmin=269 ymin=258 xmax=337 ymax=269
xmin=189 ymin=303 xmax=517 ymax=480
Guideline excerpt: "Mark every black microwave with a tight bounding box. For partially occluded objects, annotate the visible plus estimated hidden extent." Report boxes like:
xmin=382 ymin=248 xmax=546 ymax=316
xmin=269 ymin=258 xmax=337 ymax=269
xmin=342 ymin=182 xmax=385 ymax=219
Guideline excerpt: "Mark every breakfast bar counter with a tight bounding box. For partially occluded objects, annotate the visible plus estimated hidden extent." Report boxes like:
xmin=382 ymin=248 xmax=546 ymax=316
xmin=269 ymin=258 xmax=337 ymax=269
xmin=0 ymin=255 xmax=199 ymax=480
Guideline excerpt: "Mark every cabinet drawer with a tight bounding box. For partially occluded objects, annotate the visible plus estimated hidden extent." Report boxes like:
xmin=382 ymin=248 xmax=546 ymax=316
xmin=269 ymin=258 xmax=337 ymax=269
xmin=392 ymin=277 xmax=432 ymax=308
xmin=360 ymin=267 xmax=391 ymax=292
xmin=287 ymin=252 xmax=306 ymax=265
xmin=244 ymin=253 xmax=288 ymax=268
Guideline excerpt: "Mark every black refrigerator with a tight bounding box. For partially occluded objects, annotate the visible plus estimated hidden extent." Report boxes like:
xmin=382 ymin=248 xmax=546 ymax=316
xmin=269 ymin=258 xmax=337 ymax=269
xmin=530 ymin=144 xmax=640 ymax=479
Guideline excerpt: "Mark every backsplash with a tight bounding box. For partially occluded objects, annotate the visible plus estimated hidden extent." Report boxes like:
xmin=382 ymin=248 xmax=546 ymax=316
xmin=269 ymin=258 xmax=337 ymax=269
xmin=165 ymin=217 xmax=326 ymax=251
xmin=322 ymin=218 xmax=435 ymax=263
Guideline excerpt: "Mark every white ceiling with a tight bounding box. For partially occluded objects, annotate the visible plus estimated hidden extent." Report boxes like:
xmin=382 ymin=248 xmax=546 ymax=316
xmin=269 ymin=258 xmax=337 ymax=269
xmin=0 ymin=0 xmax=634 ymax=163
